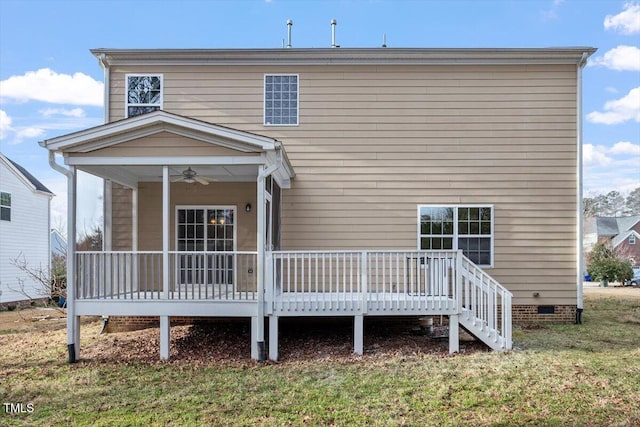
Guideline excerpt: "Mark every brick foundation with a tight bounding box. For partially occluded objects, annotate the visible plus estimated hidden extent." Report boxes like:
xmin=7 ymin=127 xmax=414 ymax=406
xmin=103 ymin=304 xmax=578 ymax=332
xmin=512 ymin=304 xmax=576 ymax=324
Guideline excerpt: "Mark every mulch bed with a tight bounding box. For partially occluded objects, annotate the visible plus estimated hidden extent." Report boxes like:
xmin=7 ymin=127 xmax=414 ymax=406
xmin=80 ymin=317 xmax=488 ymax=367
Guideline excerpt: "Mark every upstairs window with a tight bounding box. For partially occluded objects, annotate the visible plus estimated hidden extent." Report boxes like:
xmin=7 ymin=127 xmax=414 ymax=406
xmin=631 ymin=234 xmax=636 ymax=245
xmin=126 ymin=74 xmax=162 ymax=117
xmin=264 ymin=74 xmax=298 ymax=126
xmin=0 ymin=192 xmax=11 ymax=221
xmin=418 ymin=205 xmax=494 ymax=267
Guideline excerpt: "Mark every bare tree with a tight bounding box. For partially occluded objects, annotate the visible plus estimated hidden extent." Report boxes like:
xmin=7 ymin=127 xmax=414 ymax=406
xmin=8 ymin=252 xmax=67 ymax=309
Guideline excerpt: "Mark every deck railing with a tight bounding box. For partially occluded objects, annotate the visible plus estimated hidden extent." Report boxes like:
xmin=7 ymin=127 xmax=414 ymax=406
xmin=269 ymin=250 xmax=460 ymax=314
xmin=460 ymin=255 xmax=512 ymax=350
xmin=270 ymin=251 xmax=365 ymax=313
xmin=75 ymin=251 xmax=258 ymax=300
xmin=75 ymin=249 xmax=511 ymax=350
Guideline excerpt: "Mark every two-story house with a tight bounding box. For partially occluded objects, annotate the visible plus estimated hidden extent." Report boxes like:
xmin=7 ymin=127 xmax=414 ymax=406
xmin=584 ymin=215 xmax=640 ymax=265
xmin=0 ymin=152 xmax=54 ymax=306
xmin=40 ymin=46 xmax=595 ymax=362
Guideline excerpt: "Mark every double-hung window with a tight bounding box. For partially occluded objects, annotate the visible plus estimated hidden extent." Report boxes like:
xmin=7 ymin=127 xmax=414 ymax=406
xmin=0 ymin=192 xmax=11 ymax=221
xmin=126 ymin=74 xmax=162 ymax=117
xmin=264 ymin=74 xmax=298 ymax=126
xmin=418 ymin=205 xmax=493 ymax=267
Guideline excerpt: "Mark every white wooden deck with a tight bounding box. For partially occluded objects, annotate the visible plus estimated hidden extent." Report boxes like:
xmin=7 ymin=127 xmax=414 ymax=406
xmin=71 ymin=250 xmax=512 ymax=360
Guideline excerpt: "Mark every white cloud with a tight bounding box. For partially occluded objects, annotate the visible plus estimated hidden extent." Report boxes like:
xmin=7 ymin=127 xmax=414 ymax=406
xmin=540 ymin=0 xmax=566 ymax=20
xmin=40 ymin=108 xmax=86 ymax=118
xmin=583 ymin=144 xmax=613 ymax=167
xmin=583 ymin=142 xmax=640 ymax=195
xmin=13 ymin=127 xmax=45 ymax=143
xmin=610 ymin=141 xmax=640 ymax=155
xmin=589 ymin=45 xmax=640 ymax=71
xmin=604 ymin=2 xmax=640 ymax=34
xmin=605 ymin=86 xmax=619 ymax=94
xmin=587 ymin=87 xmax=640 ymax=124
xmin=0 ymin=109 xmax=12 ymax=140
xmin=0 ymin=68 xmax=103 ymax=106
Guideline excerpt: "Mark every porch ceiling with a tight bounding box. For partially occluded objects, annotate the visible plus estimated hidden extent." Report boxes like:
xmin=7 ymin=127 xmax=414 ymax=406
xmin=83 ymin=164 xmax=260 ymax=188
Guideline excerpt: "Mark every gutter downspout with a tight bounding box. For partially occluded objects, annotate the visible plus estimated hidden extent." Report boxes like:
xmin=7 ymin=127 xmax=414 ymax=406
xmin=576 ymin=52 xmax=588 ymax=325
xmin=256 ymin=146 xmax=284 ymax=362
xmin=48 ymin=151 xmax=78 ymax=361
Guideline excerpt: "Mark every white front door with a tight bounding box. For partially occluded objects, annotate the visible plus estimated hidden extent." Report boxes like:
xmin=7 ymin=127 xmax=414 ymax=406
xmin=176 ymin=206 xmax=236 ymax=286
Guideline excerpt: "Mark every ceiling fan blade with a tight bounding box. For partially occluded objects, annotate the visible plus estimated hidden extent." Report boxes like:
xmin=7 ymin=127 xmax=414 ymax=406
xmin=171 ymin=176 xmax=183 ymax=182
xmin=195 ymin=176 xmax=210 ymax=185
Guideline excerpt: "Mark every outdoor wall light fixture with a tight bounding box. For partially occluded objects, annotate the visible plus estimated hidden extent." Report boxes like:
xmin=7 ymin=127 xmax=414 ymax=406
xmin=533 ymin=292 xmax=540 ymax=298
xmin=245 ymin=203 xmax=252 ymax=212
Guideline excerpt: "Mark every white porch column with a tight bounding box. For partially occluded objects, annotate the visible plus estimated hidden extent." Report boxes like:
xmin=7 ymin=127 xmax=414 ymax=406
xmin=132 ymin=188 xmax=138 ymax=251
xmin=449 ymin=314 xmax=459 ymax=354
xmin=354 ymin=315 xmax=364 ymax=356
xmin=254 ymin=170 xmax=266 ymax=361
xmin=160 ymin=166 xmax=171 ymax=359
xmin=67 ymin=166 xmax=80 ymax=362
xmin=269 ymin=315 xmax=279 ymax=361
xmin=103 ymin=180 xmax=112 ymax=251
xmin=162 ymin=166 xmax=170 ymax=299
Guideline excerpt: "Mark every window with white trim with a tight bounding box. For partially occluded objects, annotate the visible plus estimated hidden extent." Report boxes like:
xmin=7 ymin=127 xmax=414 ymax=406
xmin=630 ymin=234 xmax=636 ymax=245
xmin=418 ymin=205 xmax=493 ymax=267
xmin=126 ymin=74 xmax=162 ymax=117
xmin=264 ymin=74 xmax=298 ymax=126
xmin=0 ymin=192 xmax=11 ymax=221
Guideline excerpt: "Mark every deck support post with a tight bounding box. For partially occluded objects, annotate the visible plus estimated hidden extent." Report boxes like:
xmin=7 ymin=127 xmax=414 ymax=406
xmin=269 ymin=315 xmax=279 ymax=361
xmin=160 ymin=316 xmax=170 ymax=359
xmin=449 ymin=314 xmax=459 ymax=354
xmin=251 ymin=316 xmax=259 ymax=360
xmin=354 ymin=315 xmax=364 ymax=355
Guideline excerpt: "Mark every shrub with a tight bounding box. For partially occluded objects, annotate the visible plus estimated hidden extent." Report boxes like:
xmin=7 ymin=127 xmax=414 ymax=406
xmin=587 ymin=243 xmax=633 ymax=283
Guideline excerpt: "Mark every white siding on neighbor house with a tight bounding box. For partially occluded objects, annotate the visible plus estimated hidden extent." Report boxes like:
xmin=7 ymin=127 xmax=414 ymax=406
xmin=107 ymin=63 xmax=578 ymax=306
xmin=0 ymin=161 xmax=51 ymax=304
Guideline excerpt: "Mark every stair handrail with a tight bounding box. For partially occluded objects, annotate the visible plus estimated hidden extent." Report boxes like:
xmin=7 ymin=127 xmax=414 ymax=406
xmin=460 ymin=255 xmax=513 ymax=350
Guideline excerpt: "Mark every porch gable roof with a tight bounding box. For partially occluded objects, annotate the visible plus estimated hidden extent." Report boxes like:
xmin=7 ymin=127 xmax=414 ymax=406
xmin=39 ymin=110 xmax=282 ymax=154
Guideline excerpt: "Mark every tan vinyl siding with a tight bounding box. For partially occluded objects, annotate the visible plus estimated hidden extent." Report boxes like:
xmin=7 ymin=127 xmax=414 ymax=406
xmin=136 ymin=182 xmax=257 ymax=252
xmin=108 ymin=63 xmax=577 ymax=306
xmin=71 ymin=132 xmax=259 ymax=158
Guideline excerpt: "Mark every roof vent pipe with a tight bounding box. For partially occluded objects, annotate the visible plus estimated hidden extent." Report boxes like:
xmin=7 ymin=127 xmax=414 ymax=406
xmin=286 ymin=19 xmax=293 ymax=48
xmin=382 ymin=33 xmax=387 ymax=48
xmin=331 ymin=19 xmax=337 ymax=48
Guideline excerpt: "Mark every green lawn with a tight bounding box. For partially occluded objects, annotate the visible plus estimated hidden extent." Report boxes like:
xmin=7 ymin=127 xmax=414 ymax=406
xmin=1 ymin=291 xmax=639 ymax=426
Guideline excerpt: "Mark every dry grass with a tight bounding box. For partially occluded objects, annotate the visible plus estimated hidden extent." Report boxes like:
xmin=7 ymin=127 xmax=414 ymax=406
xmin=1 ymin=288 xmax=639 ymax=426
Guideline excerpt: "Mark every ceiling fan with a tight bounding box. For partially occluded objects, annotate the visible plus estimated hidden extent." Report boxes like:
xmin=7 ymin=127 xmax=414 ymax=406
xmin=171 ymin=167 xmax=212 ymax=185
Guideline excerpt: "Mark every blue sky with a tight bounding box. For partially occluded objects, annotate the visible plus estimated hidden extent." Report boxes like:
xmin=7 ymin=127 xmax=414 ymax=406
xmin=1 ymin=0 xmax=639 ymax=233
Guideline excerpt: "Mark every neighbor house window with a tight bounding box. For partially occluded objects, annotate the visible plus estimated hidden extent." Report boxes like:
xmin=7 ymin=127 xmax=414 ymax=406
xmin=126 ymin=74 xmax=162 ymax=117
xmin=264 ymin=74 xmax=298 ymax=126
xmin=0 ymin=192 xmax=11 ymax=221
xmin=418 ymin=205 xmax=493 ymax=267
xmin=631 ymin=235 xmax=636 ymax=245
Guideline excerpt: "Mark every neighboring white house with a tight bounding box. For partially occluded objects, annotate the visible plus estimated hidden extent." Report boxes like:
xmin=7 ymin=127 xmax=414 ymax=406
xmin=0 ymin=152 xmax=54 ymax=305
